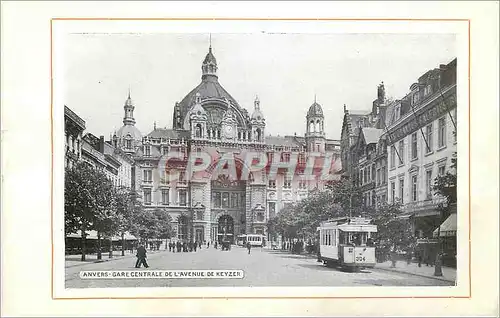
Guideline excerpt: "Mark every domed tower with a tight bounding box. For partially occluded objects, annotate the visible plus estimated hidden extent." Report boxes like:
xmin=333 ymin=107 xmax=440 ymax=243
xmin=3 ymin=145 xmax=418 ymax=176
xmin=250 ymin=95 xmax=265 ymax=143
xmin=116 ymin=91 xmax=142 ymax=153
xmin=305 ymin=97 xmax=326 ymax=152
xmin=189 ymin=93 xmax=208 ymax=139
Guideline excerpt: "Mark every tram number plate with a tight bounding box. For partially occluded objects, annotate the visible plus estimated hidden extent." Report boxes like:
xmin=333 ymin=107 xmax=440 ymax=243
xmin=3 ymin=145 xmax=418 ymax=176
xmin=355 ymin=256 xmax=366 ymax=262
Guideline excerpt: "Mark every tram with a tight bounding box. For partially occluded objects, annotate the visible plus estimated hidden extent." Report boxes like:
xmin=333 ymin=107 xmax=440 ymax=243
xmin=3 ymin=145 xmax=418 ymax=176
xmin=317 ymin=216 xmax=377 ymax=270
xmin=236 ymin=235 xmax=247 ymax=246
xmin=237 ymin=234 xmax=266 ymax=247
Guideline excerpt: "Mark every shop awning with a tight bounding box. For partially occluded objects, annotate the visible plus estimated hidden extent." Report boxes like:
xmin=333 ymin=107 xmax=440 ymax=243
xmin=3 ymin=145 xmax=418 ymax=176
xmin=433 ymin=213 xmax=457 ymax=237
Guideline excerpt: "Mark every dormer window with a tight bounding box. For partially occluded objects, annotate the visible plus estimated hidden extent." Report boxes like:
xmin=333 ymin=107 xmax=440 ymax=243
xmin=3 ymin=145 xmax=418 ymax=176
xmin=395 ymin=105 xmax=401 ymax=120
xmin=144 ymin=145 xmax=151 ymax=156
xmin=424 ymin=84 xmax=432 ymax=97
xmin=412 ymin=93 xmax=419 ymax=105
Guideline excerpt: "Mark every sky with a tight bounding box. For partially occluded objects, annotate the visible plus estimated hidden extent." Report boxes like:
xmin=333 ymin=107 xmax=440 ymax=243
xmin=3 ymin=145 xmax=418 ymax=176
xmin=62 ymin=33 xmax=456 ymax=140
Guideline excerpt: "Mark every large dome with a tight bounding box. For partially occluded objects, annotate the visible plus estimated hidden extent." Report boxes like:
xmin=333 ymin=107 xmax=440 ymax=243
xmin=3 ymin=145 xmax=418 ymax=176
xmin=116 ymin=124 xmax=142 ymax=141
xmin=177 ymin=76 xmax=240 ymax=121
xmin=175 ymin=46 xmax=242 ymax=125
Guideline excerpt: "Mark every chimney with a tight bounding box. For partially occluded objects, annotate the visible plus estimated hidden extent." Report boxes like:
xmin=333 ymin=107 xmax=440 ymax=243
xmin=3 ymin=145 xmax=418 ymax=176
xmin=99 ymin=135 xmax=105 ymax=153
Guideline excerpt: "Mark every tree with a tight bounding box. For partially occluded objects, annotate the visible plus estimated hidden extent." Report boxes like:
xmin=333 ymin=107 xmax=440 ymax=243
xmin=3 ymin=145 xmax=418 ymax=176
xmin=325 ymin=179 xmax=363 ymax=216
xmin=433 ymin=152 xmax=457 ymax=208
xmin=115 ymin=188 xmax=143 ymax=256
xmin=153 ymin=208 xmax=173 ymax=240
xmin=371 ymin=202 xmax=414 ymax=252
xmin=65 ymin=161 xmax=115 ymax=261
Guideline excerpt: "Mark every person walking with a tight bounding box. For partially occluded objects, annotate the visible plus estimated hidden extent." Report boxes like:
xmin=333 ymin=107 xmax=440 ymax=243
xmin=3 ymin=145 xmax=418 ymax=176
xmin=214 ymin=241 xmax=218 ymax=249
xmin=194 ymin=241 xmax=198 ymax=252
xmin=199 ymin=241 xmax=202 ymax=249
xmin=246 ymin=241 xmax=251 ymax=254
xmin=135 ymin=244 xmax=149 ymax=268
xmin=207 ymin=241 xmax=210 ymax=248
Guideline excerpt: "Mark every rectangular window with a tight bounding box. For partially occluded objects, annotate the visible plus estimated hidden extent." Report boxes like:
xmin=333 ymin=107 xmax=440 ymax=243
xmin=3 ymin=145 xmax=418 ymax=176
xmin=425 ymin=124 xmax=433 ymax=153
xmin=411 ymin=132 xmax=418 ymax=159
xmin=283 ymin=179 xmax=292 ymax=189
xmin=268 ymin=202 xmax=276 ymax=217
xmin=390 ymin=146 xmax=396 ymax=168
xmin=282 ymin=153 xmax=291 ymax=162
xmin=162 ymin=189 xmax=169 ymax=205
xmin=144 ymin=189 xmax=151 ymax=205
xmin=144 ymin=146 xmax=151 ymax=156
xmin=376 ymin=169 xmax=380 ymax=186
xmin=222 ymin=192 xmax=229 ymax=208
xmin=372 ymin=165 xmax=376 ymax=181
xmin=426 ymin=170 xmax=433 ymax=200
xmin=438 ymin=165 xmax=446 ymax=176
xmin=231 ymin=193 xmax=239 ymax=208
xmin=179 ymin=190 xmax=187 ymax=206
xmin=411 ymin=175 xmax=418 ymax=202
xmin=438 ymin=117 xmax=446 ymax=148
xmin=143 ymin=170 xmax=152 ymax=182
xmin=398 ymin=140 xmax=404 ymax=165
xmin=382 ymin=166 xmax=386 ymax=184
xmin=399 ymin=177 xmax=404 ymax=203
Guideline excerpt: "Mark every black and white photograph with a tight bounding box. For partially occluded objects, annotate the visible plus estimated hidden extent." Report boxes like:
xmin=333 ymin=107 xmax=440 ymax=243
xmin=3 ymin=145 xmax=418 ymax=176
xmin=61 ymin=30 xmax=458 ymax=289
xmin=2 ymin=2 xmax=499 ymax=317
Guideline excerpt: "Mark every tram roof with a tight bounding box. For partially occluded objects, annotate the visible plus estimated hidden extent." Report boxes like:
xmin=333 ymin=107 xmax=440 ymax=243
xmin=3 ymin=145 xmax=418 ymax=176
xmin=322 ymin=216 xmax=373 ymax=225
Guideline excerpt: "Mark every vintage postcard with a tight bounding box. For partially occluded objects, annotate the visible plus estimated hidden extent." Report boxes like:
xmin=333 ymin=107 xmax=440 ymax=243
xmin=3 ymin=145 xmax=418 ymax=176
xmin=2 ymin=1 xmax=498 ymax=317
xmin=57 ymin=21 xmax=463 ymax=293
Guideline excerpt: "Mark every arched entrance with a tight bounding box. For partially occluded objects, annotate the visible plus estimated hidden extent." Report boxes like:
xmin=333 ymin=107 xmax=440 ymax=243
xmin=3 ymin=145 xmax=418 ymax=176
xmin=217 ymin=215 xmax=234 ymax=244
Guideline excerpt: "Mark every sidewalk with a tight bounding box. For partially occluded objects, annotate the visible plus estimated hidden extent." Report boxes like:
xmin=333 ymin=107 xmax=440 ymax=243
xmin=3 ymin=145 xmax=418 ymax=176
xmin=65 ymin=249 xmax=167 ymax=268
xmin=373 ymin=260 xmax=456 ymax=283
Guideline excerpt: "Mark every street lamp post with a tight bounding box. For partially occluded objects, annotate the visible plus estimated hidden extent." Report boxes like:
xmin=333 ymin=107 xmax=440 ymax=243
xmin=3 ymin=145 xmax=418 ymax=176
xmin=434 ymin=207 xmax=444 ymax=276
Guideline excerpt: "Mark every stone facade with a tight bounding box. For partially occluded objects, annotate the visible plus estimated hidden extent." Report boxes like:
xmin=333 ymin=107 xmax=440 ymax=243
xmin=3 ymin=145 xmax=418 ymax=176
xmin=111 ymin=45 xmax=341 ymax=244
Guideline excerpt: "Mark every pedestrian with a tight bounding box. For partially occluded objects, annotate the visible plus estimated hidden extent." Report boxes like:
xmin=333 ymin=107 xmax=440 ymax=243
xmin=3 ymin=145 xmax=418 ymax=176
xmin=417 ymin=251 xmax=422 ymax=267
xmin=135 ymin=244 xmax=149 ymax=268
xmin=207 ymin=241 xmax=210 ymax=248
xmin=214 ymin=241 xmax=218 ymax=249
xmin=246 ymin=241 xmax=251 ymax=254
xmin=199 ymin=241 xmax=202 ymax=249
xmin=194 ymin=241 xmax=198 ymax=252
xmin=183 ymin=241 xmax=188 ymax=252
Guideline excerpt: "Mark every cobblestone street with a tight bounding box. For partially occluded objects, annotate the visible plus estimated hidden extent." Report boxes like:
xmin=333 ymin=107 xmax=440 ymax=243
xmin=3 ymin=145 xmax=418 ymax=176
xmin=65 ymin=246 xmax=453 ymax=288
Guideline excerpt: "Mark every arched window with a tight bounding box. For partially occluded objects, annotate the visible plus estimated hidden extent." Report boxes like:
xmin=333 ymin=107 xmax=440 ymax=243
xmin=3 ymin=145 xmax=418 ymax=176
xmin=217 ymin=129 xmax=221 ymax=139
xmin=256 ymin=128 xmax=261 ymax=141
xmin=310 ymin=120 xmax=315 ymax=132
xmin=195 ymin=124 xmax=202 ymax=138
xmin=316 ymin=120 xmax=321 ymax=132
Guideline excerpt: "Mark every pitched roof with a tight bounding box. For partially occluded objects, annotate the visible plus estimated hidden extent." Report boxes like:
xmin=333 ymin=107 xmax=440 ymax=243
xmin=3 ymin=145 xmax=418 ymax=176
xmin=147 ymin=128 xmax=190 ymax=139
xmin=362 ymin=127 xmax=384 ymax=144
xmin=265 ymin=135 xmax=303 ymax=147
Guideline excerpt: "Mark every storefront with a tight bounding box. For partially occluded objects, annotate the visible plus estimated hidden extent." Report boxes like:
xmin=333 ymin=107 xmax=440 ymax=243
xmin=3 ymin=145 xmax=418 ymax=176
xmin=433 ymin=212 xmax=457 ymax=267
